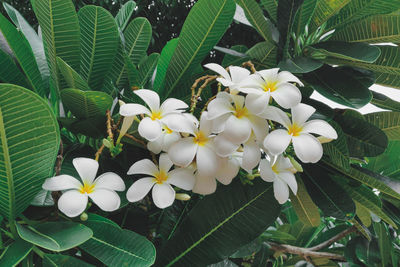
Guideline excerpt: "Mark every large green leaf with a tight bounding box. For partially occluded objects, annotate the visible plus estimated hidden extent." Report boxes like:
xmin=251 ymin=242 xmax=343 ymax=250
xmin=60 ymin=89 xmax=113 ymax=119
xmin=301 ymin=164 xmax=355 ymax=220
xmin=80 ymin=221 xmax=156 ymax=267
xmin=3 ymin=2 xmax=49 ymax=88
xmin=115 ymin=0 xmax=136 ymax=32
xmin=43 ymin=254 xmax=94 ymax=267
xmin=157 ymin=179 xmax=281 ymax=266
xmin=0 ymin=13 xmax=45 ymax=97
xmin=158 ymin=0 xmax=235 ymax=98
xmin=277 ymin=57 xmax=322 ymax=73
xmin=138 ymin=53 xmax=160 ymax=88
xmin=322 ymin=121 xmax=350 ymax=171
xmin=293 ymin=0 xmax=317 ymax=36
xmin=260 ymin=0 xmax=277 ymax=22
xmin=374 ymin=222 xmax=392 ymax=267
xmin=57 ymin=57 xmax=90 ymax=91
xmin=154 ymin=38 xmax=179 ymax=92
xmin=16 ymin=222 xmax=93 ymax=252
xmin=303 ymin=65 xmax=372 ymax=108
xmin=371 ymin=91 xmax=400 ymax=112
xmin=290 ymin=178 xmax=320 ymax=227
xmin=0 ymin=49 xmax=30 ymax=88
xmin=0 ymin=239 xmax=33 ymax=267
xmin=33 ymin=0 xmax=81 ymax=91
xmin=0 ymin=84 xmax=60 ymax=222
xmin=309 ymin=41 xmax=381 ymax=63
xmin=332 ymin=15 xmax=400 ymax=43
xmin=236 ymin=0 xmax=274 ymax=43
xmin=367 ymin=140 xmax=400 ymax=180
xmin=326 ymin=0 xmax=400 ymax=31
xmin=364 ymin=111 xmax=400 ymax=140
xmin=334 ymin=110 xmax=388 ymax=157
xmin=309 ymin=0 xmax=351 ymax=31
xmin=246 ymin=41 xmax=277 ymax=69
xmin=78 ymin=6 xmax=120 ymax=91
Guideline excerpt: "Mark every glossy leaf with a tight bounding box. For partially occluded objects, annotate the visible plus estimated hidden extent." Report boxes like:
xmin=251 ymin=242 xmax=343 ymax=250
xmin=278 ymin=56 xmax=322 ymax=73
xmin=80 ymin=221 xmax=156 ymax=267
xmin=0 ymin=84 xmax=60 ymax=222
xmin=115 ymin=0 xmax=136 ymax=32
xmin=57 ymin=57 xmax=90 ymax=91
xmin=374 ymin=222 xmax=392 ymax=267
xmin=0 ymin=49 xmax=30 ymax=88
xmin=246 ymin=41 xmax=277 ymax=69
xmin=371 ymin=91 xmax=400 ymax=112
xmin=322 ymin=121 xmax=350 ymax=171
xmin=0 ymin=239 xmax=33 ymax=267
xmin=293 ymin=0 xmax=317 ymax=36
xmin=157 ymin=179 xmax=281 ymax=266
xmin=290 ymin=178 xmax=320 ymax=227
xmin=58 ymin=116 xmax=106 ymax=139
xmin=43 ymin=254 xmax=94 ymax=267
xmin=60 ymin=89 xmax=113 ymax=119
xmin=16 ymin=222 xmax=93 ymax=252
xmin=260 ymin=0 xmax=277 ymax=22
xmin=138 ymin=52 xmax=160 ymax=87
xmin=78 ymin=5 xmax=120 ymax=91
xmin=365 ymin=111 xmax=400 ymax=140
xmin=355 ymin=201 xmax=372 ymax=227
xmin=153 ymin=38 xmax=179 ymax=92
xmin=158 ymin=0 xmax=235 ymax=98
xmin=367 ymin=140 xmax=400 ymax=180
xmin=309 ymin=0 xmax=351 ymax=31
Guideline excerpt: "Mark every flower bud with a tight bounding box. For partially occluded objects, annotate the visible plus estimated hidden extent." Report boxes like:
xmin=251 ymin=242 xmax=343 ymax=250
xmin=175 ymin=193 xmax=191 ymax=201
xmin=103 ymin=138 xmax=112 ymax=148
xmin=317 ymin=136 xmax=334 ymax=144
xmin=288 ymin=156 xmax=303 ymax=173
xmin=118 ymin=100 xmax=126 ymax=107
xmin=80 ymin=212 xmax=88 ymax=221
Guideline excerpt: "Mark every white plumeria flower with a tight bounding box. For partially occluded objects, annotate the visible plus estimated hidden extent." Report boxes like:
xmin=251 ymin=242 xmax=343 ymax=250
xmin=126 ymin=153 xmax=195 ymax=209
xmin=204 ymin=63 xmax=251 ymax=95
xmin=239 ymin=68 xmax=303 ymax=114
xmin=259 ymin=154 xmax=298 ymax=204
xmin=215 ymin=156 xmax=240 ymax=185
xmin=207 ymin=93 xmax=268 ymax=153
xmin=119 ymin=89 xmax=189 ymax=141
xmin=263 ymin=103 xmax=338 ymax=163
xmin=147 ymin=125 xmax=181 ymax=154
xmin=42 ymin=158 xmax=125 ymax=217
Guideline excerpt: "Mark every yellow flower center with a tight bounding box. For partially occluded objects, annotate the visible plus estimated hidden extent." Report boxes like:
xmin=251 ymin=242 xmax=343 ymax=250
xmin=288 ymin=124 xmax=303 ymax=136
xmin=263 ymin=81 xmax=278 ymax=92
xmin=193 ymin=131 xmax=209 ymax=146
xmin=151 ymin=111 xmax=162 ymax=120
xmin=154 ymin=170 xmax=168 ymax=184
xmin=79 ymin=182 xmax=95 ymax=194
xmin=271 ymin=164 xmax=279 ymax=174
xmin=163 ymin=125 xmax=173 ymax=134
xmin=234 ymin=106 xmax=249 ymax=119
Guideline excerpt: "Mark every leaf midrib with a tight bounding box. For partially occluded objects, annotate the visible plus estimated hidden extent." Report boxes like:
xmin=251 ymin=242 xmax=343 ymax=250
xmin=238 ymin=0 xmax=269 ymax=42
xmin=86 ymin=7 xmax=99 ymax=84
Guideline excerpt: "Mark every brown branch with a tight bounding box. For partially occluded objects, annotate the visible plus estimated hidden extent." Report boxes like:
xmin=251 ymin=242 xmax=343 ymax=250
xmin=54 ymin=140 xmax=63 ymax=176
xmin=95 ymin=144 xmax=105 ymax=161
xmin=309 ymin=226 xmax=356 ymax=251
xmin=190 ymin=75 xmax=217 ymax=113
xmin=106 ymin=110 xmax=114 ymax=140
xmin=116 ymin=129 xmax=146 ymax=147
xmin=242 ymin=61 xmax=257 ymax=73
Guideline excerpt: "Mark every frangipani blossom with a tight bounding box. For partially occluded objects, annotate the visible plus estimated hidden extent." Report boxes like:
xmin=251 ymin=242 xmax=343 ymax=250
xmin=126 ymin=153 xmax=195 ymax=209
xmin=240 ymin=68 xmax=303 ymax=113
xmin=204 ymin=63 xmax=251 ymax=95
xmin=147 ymin=125 xmax=181 ymax=154
xmin=259 ymin=154 xmax=297 ymax=204
xmin=42 ymin=158 xmax=125 ymax=217
xmin=263 ymin=103 xmax=338 ymax=163
xmin=119 ymin=89 xmax=189 ymax=141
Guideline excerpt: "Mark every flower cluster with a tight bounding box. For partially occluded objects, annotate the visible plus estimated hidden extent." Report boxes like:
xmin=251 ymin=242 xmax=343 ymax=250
xmin=43 ymin=64 xmax=337 ymax=217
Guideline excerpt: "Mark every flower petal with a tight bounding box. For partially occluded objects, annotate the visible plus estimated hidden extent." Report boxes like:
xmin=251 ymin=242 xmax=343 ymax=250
xmin=119 ymin=116 xmax=135 ymax=138
xmin=258 ymin=68 xmax=279 ymax=81
xmin=291 ymin=103 xmax=315 ymax=125
xmin=259 ymin=106 xmax=291 ymax=129
xmin=89 ymin=189 xmax=121 ymax=212
xmin=278 ymin=172 xmax=297 ymax=195
xmin=215 ymin=157 xmax=239 ymax=185
xmin=42 ymin=175 xmax=81 ymax=191
xmin=263 ymin=129 xmax=292 ymax=155
xmin=127 ymin=159 xmax=158 ymax=176
xmin=162 ymin=113 xmax=196 ymax=135
xmin=302 ymin=120 xmax=338 ymax=139
xmin=275 ymin=155 xmax=294 ymax=172
xmin=147 ymin=135 xmax=163 ymax=154
xmin=199 ymin=112 xmax=213 ymax=135
xmin=94 ymin=172 xmax=125 ymax=191
xmin=73 ymin=158 xmax=99 ymax=184
xmin=277 ymin=71 xmax=304 ymax=86
xmin=207 ymin=98 xmax=233 ymax=120
xmin=241 ymin=139 xmax=261 ymax=173
xmin=134 ymin=89 xmax=160 ymax=112
xmin=204 ymin=63 xmax=231 ymax=80
xmin=274 ymin=178 xmax=289 ymax=204
xmin=152 ymin=183 xmax=175 ymax=209
xmin=292 ymin=133 xmax=323 ymax=163
xmin=119 ymin=103 xmax=151 ymax=117
xmin=58 ymin=190 xmax=88 ymax=217
xmin=167 ymin=168 xmax=195 ymax=190
xmin=248 ymin=116 xmax=268 ymax=143
xmin=126 ymin=177 xmax=155 ymax=202
xmin=168 ymin=137 xmax=197 ymax=167
xmin=229 ymin=66 xmax=251 ymax=84
xmin=138 ymin=117 xmax=162 ymax=141
xmin=214 ymin=134 xmax=239 ymax=157
xmin=271 ymin=83 xmax=301 ymax=109
xmin=160 ymin=98 xmax=188 ymax=114
xmin=223 ymin=116 xmax=252 ymax=144
xmin=237 ymin=74 xmax=265 ymax=94
xmin=211 ymin=113 xmax=230 ymax=133
xmin=196 ymin=145 xmax=218 ymax=177
xmin=162 ymin=132 xmax=181 ymax=152
xmin=259 ymin=159 xmax=276 ymax=182
xmin=159 ymin=153 xmax=173 ymax=173
xmin=245 ymin=92 xmax=270 ymax=115
xmin=192 ymin=173 xmax=217 ymax=195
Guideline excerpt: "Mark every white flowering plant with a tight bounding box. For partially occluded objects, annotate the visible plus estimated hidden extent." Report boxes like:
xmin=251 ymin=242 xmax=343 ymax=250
xmin=1 ymin=0 xmax=400 ymax=266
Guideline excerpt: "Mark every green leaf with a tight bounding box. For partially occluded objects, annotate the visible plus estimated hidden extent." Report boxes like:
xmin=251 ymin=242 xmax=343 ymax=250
xmin=301 ymin=164 xmax=355 ymax=220
xmin=3 ymin=2 xmax=49 ymax=88
xmin=236 ymin=0 xmax=274 ymax=43
xmin=124 ymin=54 xmax=140 ymax=88
xmin=138 ymin=53 xmax=160 ymax=87
xmin=309 ymin=41 xmax=381 ymax=63
xmin=374 ymin=222 xmax=392 ymax=267
xmin=0 ymin=13 xmax=45 ymax=96
xmin=278 ymin=57 xmax=322 ymax=73
xmin=43 ymin=254 xmax=94 ymax=267
xmin=0 ymin=84 xmax=60 ymax=222
xmin=33 ymin=0 xmax=81 ymax=91
xmin=334 ymin=110 xmax=388 ymax=157
xmin=293 ymin=0 xmax=317 ymax=36
xmin=332 ymin=15 xmax=400 ymax=43
xmin=221 ymin=45 xmax=249 ymax=66
xmin=86 ymin=213 xmax=119 ymax=228
xmin=58 ymin=116 xmax=106 ymax=139
xmin=260 ymin=0 xmax=277 ymax=22
xmin=322 ymin=121 xmax=350 ymax=171
xmin=60 ymin=89 xmax=113 ymax=119
xmin=364 ymin=112 xmax=400 ymax=140
xmin=0 ymin=239 xmax=32 ymax=267
xmin=57 ymin=57 xmax=90 ymax=91
xmin=78 ymin=6 xmax=120 ymax=91
xmin=290 ymin=178 xmax=320 ymax=227
xmin=80 ymin=221 xmax=156 ymax=267
xmin=153 ymin=38 xmax=179 ymax=92
xmin=115 ymin=0 xmax=136 ymax=32
xmin=371 ymin=91 xmax=400 ymax=112
xmin=261 ymin=230 xmax=296 ymax=242
xmin=304 ymin=65 xmax=372 ymax=109
xmin=16 ymin=222 xmax=93 ymax=252
xmin=367 ymin=140 xmax=400 ymax=180
xmin=0 ymin=49 xmax=30 ymax=88
xmin=309 ymin=0 xmax=351 ymax=31
xmin=246 ymin=41 xmax=277 ymax=69
xmin=157 ymin=179 xmax=281 ymax=266
xmin=326 ymin=0 xmax=400 ymax=31
xmin=355 ymin=201 xmax=372 ymax=227
xmin=158 ymin=0 xmax=235 ymax=98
